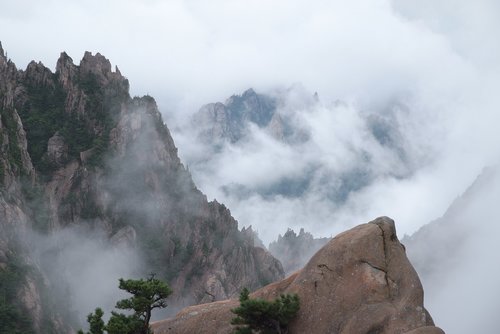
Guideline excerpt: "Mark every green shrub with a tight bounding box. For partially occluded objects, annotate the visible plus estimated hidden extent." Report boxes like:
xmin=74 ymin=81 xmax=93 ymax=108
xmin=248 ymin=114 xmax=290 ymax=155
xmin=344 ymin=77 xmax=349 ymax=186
xmin=79 ymin=274 xmax=172 ymax=334
xmin=231 ymin=288 xmax=300 ymax=334
xmin=0 ymin=252 xmax=36 ymax=334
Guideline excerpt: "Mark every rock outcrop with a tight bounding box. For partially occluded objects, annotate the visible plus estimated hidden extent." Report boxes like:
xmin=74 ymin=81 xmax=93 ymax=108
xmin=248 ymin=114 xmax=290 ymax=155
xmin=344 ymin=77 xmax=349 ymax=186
xmin=269 ymin=227 xmax=331 ymax=274
xmin=192 ymin=88 xmax=278 ymax=144
xmin=152 ymin=217 xmax=444 ymax=334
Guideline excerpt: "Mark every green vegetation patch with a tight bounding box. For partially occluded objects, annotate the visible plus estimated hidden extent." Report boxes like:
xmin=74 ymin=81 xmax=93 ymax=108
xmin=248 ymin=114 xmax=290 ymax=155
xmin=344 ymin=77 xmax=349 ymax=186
xmin=231 ymin=288 xmax=300 ymax=334
xmin=0 ymin=251 xmax=35 ymax=334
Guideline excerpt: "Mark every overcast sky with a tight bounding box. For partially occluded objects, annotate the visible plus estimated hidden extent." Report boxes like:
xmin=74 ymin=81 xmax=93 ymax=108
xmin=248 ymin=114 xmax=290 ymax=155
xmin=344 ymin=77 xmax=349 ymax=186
xmin=2 ymin=0 xmax=499 ymax=231
xmin=1 ymin=0 xmax=496 ymax=110
xmin=2 ymin=2 xmax=500 ymax=331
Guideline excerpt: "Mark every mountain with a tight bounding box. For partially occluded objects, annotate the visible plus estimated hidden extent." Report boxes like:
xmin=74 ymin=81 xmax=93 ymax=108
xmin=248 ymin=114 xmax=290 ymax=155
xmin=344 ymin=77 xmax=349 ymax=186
xmin=182 ymin=88 xmax=417 ymax=245
xmin=0 ymin=43 xmax=283 ymax=332
xmin=404 ymin=165 xmax=498 ymax=279
xmin=192 ymin=88 xmax=301 ymax=145
xmin=152 ymin=217 xmax=444 ymax=334
xmin=193 ymin=88 xmax=275 ymax=144
xmin=269 ymin=227 xmax=331 ymax=274
xmin=403 ymin=165 xmax=500 ymax=333
xmin=403 ymin=165 xmax=500 ymax=334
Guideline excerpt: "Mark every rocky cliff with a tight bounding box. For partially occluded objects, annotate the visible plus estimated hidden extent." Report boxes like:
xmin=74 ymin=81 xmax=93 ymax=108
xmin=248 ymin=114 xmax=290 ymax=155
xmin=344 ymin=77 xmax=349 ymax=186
xmin=0 ymin=43 xmax=283 ymax=332
xmin=152 ymin=217 xmax=444 ymax=334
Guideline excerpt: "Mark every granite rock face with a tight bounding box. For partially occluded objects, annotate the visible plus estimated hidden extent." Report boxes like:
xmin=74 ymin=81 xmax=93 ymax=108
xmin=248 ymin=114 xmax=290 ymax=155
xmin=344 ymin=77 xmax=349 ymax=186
xmin=152 ymin=217 xmax=444 ymax=334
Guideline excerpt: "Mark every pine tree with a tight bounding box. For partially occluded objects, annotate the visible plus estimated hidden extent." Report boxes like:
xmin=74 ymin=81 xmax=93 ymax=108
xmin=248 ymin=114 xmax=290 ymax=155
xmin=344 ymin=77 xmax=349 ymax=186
xmin=77 ymin=308 xmax=105 ymax=334
xmin=79 ymin=274 xmax=172 ymax=334
xmin=231 ymin=288 xmax=300 ymax=334
xmin=112 ymin=274 xmax=172 ymax=334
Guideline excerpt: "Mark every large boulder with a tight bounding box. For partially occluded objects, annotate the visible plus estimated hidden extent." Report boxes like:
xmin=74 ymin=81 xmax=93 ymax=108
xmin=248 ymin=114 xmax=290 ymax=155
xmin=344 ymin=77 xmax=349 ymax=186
xmin=152 ymin=217 xmax=444 ymax=334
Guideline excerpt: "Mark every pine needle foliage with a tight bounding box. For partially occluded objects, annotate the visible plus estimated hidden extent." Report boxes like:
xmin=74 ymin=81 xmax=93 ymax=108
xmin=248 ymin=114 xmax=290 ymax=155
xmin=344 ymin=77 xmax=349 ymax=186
xmin=231 ymin=288 xmax=300 ymax=334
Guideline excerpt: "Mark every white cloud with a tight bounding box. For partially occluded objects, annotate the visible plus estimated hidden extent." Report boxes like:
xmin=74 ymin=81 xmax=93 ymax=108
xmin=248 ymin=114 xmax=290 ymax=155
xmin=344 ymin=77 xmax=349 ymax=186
xmin=3 ymin=0 xmax=500 ymax=332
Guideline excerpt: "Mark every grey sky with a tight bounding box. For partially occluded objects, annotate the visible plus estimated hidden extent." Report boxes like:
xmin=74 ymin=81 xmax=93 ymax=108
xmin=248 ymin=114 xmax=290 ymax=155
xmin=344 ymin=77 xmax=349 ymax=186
xmin=2 ymin=0 xmax=499 ymax=240
xmin=1 ymin=0 xmax=495 ymax=110
xmin=2 ymin=2 xmax=500 ymax=331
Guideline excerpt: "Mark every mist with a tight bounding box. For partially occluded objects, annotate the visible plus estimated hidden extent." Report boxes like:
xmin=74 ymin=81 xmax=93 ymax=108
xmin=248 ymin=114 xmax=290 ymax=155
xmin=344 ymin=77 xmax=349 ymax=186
xmin=404 ymin=166 xmax=500 ymax=333
xmin=15 ymin=103 xmax=199 ymax=330
xmin=3 ymin=0 xmax=500 ymax=332
xmin=27 ymin=226 xmax=141 ymax=327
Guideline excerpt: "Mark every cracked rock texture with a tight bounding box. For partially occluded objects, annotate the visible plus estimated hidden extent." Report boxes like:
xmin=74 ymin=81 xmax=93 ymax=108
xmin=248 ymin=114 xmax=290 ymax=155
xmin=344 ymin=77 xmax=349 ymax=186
xmin=152 ymin=217 xmax=444 ymax=334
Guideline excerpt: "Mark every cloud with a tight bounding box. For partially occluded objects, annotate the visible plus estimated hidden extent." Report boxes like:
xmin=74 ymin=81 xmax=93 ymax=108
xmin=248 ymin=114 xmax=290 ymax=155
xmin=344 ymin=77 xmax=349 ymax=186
xmin=0 ymin=0 xmax=479 ymax=112
xmin=27 ymin=226 xmax=141 ymax=327
xmin=405 ymin=166 xmax=500 ymax=333
xmin=3 ymin=0 xmax=500 ymax=332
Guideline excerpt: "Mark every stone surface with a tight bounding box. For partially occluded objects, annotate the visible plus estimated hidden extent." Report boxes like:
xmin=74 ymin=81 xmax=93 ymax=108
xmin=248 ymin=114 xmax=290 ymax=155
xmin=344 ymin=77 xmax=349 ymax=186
xmin=152 ymin=217 xmax=444 ymax=334
xmin=47 ymin=132 xmax=68 ymax=166
xmin=0 ymin=46 xmax=285 ymax=333
xmin=404 ymin=327 xmax=446 ymax=334
xmin=110 ymin=225 xmax=137 ymax=247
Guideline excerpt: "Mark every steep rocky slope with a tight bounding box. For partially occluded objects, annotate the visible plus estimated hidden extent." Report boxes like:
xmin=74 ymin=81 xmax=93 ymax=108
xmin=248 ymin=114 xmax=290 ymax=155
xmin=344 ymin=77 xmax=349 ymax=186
xmin=152 ymin=217 xmax=444 ymax=334
xmin=0 ymin=43 xmax=283 ymax=332
xmin=404 ymin=166 xmax=497 ymax=278
xmin=403 ymin=165 xmax=500 ymax=332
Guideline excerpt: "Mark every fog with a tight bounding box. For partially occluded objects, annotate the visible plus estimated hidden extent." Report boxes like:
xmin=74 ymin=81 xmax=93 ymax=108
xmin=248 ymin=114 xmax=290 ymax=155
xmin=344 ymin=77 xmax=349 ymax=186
xmin=2 ymin=0 xmax=500 ymax=332
xmin=405 ymin=166 xmax=500 ymax=333
xmin=27 ymin=226 xmax=141 ymax=326
xmin=17 ymin=103 xmax=200 ymax=330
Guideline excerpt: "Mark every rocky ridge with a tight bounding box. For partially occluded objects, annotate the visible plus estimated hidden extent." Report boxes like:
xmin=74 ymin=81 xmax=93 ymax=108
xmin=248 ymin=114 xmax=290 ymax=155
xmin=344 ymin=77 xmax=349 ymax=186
xmin=269 ymin=227 xmax=331 ymax=274
xmin=0 ymin=43 xmax=283 ymax=332
xmin=152 ymin=217 xmax=444 ymax=334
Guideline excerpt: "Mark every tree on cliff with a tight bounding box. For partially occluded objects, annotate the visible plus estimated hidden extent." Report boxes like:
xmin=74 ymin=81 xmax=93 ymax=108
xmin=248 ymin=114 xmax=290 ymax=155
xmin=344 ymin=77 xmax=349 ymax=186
xmin=79 ymin=274 xmax=172 ymax=334
xmin=231 ymin=288 xmax=300 ymax=334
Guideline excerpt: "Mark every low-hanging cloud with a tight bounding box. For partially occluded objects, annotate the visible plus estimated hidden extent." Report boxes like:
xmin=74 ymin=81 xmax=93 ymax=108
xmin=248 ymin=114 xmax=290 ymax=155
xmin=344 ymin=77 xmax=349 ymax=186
xmin=3 ymin=0 xmax=500 ymax=332
xmin=27 ymin=225 xmax=141 ymax=328
xmin=177 ymin=92 xmax=431 ymax=244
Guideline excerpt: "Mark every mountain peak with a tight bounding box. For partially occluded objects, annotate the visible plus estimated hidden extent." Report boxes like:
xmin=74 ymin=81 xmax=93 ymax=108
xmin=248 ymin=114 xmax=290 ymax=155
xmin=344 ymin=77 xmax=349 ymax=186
xmin=56 ymin=51 xmax=74 ymax=71
xmin=80 ymin=51 xmax=112 ymax=79
xmin=242 ymin=87 xmax=256 ymax=97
